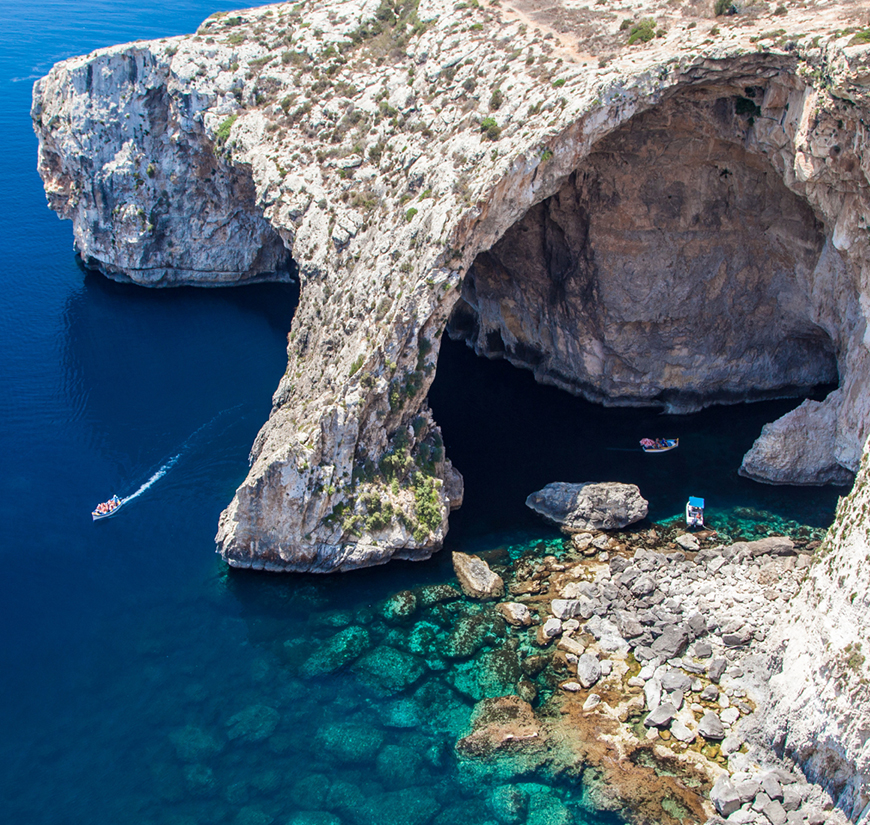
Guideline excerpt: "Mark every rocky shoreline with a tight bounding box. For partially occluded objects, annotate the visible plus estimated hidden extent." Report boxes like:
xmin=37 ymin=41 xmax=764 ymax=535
xmin=443 ymin=513 xmax=847 ymax=825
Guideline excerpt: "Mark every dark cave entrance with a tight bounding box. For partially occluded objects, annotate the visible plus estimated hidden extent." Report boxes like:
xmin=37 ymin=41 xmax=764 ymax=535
xmin=427 ymin=90 xmax=849 ymax=543
xmin=448 ymin=91 xmax=839 ymax=413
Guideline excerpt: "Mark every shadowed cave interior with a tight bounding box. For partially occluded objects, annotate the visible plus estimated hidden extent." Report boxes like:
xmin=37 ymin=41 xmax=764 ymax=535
xmin=447 ymin=90 xmax=839 ymax=414
xmin=426 ymin=88 xmax=849 ymax=540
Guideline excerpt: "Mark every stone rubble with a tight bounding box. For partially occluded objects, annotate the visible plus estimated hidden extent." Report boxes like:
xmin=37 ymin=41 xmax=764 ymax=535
xmin=495 ymin=522 xmax=849 ymax=825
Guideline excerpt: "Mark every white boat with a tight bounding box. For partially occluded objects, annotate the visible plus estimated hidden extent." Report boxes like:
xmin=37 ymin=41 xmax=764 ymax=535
xmin=640 ymin=438 xmax=679 ymax=453
xmin=686 ymin=496 xmax=705 ymax=529
xmin=92 ymin=494 xmax=122 ymax=521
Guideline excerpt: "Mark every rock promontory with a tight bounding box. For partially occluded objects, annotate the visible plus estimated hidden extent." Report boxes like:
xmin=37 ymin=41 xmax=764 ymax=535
xmin=34 ymin=0 xmax=870 ymax=574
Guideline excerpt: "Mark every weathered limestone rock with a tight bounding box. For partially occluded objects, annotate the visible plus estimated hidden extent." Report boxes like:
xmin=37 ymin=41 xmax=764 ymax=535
xmin=698 ymin=711 xmax=726 ymax=741
xmin=452 ymin=552 xmax=504 ymax=600
xmin=763 ymin=445 xmax=870 ymax=819
xmin=497 ymin=602 xmax=532 ymax=627
xmin=711 ymin=776 xmax=743 ymax=818
xmin=525 ymin=482 xmax=648 ymax=533
xmin=455 ymin=695 xmax=543 ymax=758
xmin=741 ymin=398 xmax=856 ymax=486
xmin=576 ymin=653 xmax=602 ymax=689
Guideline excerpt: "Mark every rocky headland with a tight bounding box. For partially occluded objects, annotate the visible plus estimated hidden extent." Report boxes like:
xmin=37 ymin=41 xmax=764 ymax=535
xmin=32 ymin=0 xmax=870 ymax=821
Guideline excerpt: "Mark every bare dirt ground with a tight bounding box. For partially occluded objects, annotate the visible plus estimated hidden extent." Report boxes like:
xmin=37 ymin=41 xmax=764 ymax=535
xmin=496 ymin=0 xmax=870 ymax=66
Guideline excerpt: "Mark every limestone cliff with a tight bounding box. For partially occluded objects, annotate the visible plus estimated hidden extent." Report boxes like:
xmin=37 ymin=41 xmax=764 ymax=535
xmin=33 ymin=0 xmax=870 ymax=816
xmin=34 ymin=0 xmax=870 ymax=575
xmin=762 ymin=448 xmax=870 ymax=819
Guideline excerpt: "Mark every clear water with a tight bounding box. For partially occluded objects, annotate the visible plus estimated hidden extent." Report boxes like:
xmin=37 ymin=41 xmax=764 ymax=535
xmin=0 ymin=3 xmax=845 ymax=824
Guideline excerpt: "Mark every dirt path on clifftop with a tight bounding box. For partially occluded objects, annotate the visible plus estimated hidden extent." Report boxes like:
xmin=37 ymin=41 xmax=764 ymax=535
xmin=497 ymin=1 xmax=597 ymax=65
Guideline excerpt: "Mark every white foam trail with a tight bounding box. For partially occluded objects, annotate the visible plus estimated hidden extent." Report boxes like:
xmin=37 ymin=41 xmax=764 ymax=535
xmin=107 ymin=405 xmax=243 ymax=511
xmin=121 ymin=454 xmax=180 ymax=504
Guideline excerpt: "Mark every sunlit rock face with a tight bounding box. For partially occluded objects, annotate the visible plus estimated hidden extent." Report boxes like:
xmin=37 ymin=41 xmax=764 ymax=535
xmin=33 ymin=45 xmax=291 ymax=286
xmin=32 ymin=0 xmax=870 ymax=563
xmin=451 ymin=93 xmax=838 ymax=414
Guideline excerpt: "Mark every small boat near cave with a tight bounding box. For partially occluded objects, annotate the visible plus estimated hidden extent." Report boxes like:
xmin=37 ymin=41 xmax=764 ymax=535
xmin=640 ymin=437 xmax=679 ymax=453
xmin=686 ymin=496 xmax=705 ymax=529
xmin=92 ymin=494 xmax=122 ymax=521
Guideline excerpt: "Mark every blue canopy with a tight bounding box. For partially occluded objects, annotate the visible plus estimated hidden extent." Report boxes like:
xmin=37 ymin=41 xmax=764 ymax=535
xmin=688 ymin=496 xmax=705 ymax=508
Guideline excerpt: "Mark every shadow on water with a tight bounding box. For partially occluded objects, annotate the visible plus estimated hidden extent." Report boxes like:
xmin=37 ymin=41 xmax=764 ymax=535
xmin=428 ymin=335 xmax=847 ymax=543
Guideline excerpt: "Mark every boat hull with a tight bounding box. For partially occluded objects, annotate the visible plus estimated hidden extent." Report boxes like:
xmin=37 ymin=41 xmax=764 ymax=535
xmin=92 ymin=496 xmax=122 ymax=521
xmin=641 ymin=438 xmax=679 ymax=453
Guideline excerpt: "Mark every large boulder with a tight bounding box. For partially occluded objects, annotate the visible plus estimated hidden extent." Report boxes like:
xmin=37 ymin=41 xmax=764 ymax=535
xmin=525 ymin=482 xmax=648 ymax=532
xmin=452 ymin=552 xmax=505 ymax=599
xmin=739 ymin=398 xmax=855 ymax=486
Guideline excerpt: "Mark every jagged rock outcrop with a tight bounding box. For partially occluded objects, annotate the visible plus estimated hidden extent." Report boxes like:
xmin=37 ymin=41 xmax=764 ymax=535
xmin=31 ymin=1 xmax=870 ymax=565
xmin=740 ymin=397 xmax=856 ymax=486
xmin=33 ymin=43 xmax=291 ymax=285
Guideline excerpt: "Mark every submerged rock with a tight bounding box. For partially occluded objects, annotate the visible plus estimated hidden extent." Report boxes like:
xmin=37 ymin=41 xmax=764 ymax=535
xmin=489 ymin=785 xmax=530 ymax=825
xmin=375 ymin=744 xmax=424 ymax=788
xmin=352 ymin=646 xmax=425 ymax=695
xmin=315 ymin=722 xmax=385 ymax=765
xmin=286 ymin=813 xmax=341 ymax=825
xmin=456 ymin=696 xmax=544 ymax=758
xmin=169 ymin=725 xmax=223 ymax=762
xmin=442 ymin=614 xmax=497 ymax=660
xmin=301 ymin=626 xmax=371 ymax=677
xmin=225 ymin=705 xmax=279 ymax=743
xmin=449 ymin=646 xmax=522 ymax=700
xmin=452 ymin=552 xmax=505 ymax=599
xmin=525 ymin=482 xmax=648 ymax=532
xmin=380 ymin=590 xmax=419 ymax=623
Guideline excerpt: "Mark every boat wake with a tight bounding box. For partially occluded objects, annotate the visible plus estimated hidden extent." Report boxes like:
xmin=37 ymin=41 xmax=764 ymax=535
xmin=94 ymin=404 xmax=242 ymax=518
xmin=120 ymin=455 xmax=180 ymax=505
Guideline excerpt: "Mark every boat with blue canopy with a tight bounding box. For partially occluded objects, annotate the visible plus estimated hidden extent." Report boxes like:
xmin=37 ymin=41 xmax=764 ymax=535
xmin=686 ymin=496 xmax=705 ymax=529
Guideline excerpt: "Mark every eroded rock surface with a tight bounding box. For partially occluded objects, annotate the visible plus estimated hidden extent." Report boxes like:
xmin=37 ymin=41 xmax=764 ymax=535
xmin=525 ymin=481 xmax=648 ymax=532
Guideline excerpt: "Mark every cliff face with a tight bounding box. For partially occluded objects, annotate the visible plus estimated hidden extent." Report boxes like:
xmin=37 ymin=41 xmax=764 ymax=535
xmin=33 ymin=42 xmax=290 ymax=284
xmin=762 ymin=449 xmax=870 ymax=819
xmin=452 ymin=92 xmax=837 ymax=412
xmin=34 ymin=0 xmax=870 ymax=572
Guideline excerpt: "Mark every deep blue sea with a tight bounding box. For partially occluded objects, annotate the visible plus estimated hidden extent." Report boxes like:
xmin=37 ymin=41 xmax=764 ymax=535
xmin=0 ymin=3 xmax=846 ymax=824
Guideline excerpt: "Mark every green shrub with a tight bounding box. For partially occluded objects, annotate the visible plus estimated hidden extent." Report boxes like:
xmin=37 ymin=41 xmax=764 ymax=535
xmin=540 ymin=148 xmax=553 ymax=163
xmin=412 ymin=473 xmax=442 ymax=537
xmin=619 ymin=18 xmax=632 ymax=31
xmin=480 ymin=117 xmax=501 ymax=140
xmin=489 ymin=88 xmax=504 ymax=110
xmin=215 ymin=114 xmax=238 ymax=143
xmin=627 ymin=18 xmax=656 ymax=45
xmin=349 ymin=354 xmax=365 ymax=376
xmin=552 ymin=78 xmax=566 ymax=88
xmin=146 ymin=163 xmax=156 ymax=178
xmin=714 ymin=0 xmax=736 ymax=16
xmin=851 ymin=28 xmax=870 ymax=45
xmin=405 ymin=207 xmax=418 ymax=222
xmin=773 ymin=3 xmax=787 ymax=15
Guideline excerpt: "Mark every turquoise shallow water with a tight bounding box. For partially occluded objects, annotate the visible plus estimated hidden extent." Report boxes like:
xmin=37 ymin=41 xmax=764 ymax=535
xmin=0 ymin=2 xmax=846 ymax=823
